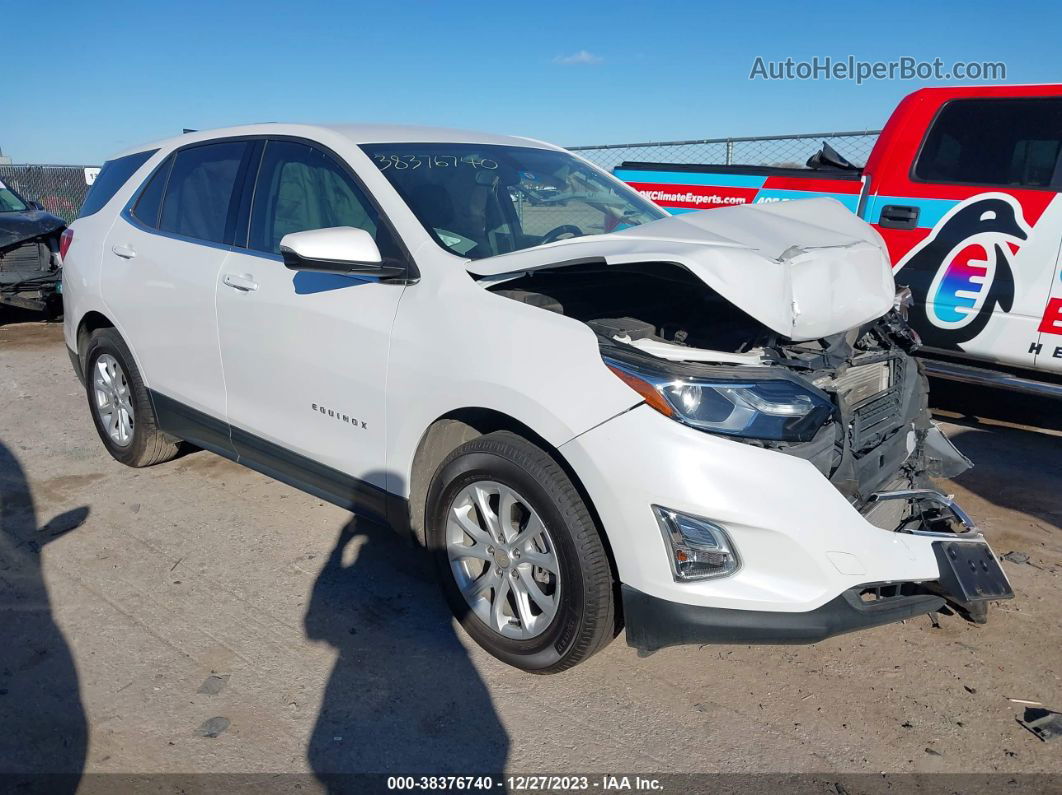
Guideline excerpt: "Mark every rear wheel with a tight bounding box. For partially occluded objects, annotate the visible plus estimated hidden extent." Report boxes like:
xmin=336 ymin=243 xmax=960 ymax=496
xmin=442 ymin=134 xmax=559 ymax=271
xmin=83 ymin=328 xmax=180 ymax=467
xmin=426 ymin=431 xmax=616 ymax=673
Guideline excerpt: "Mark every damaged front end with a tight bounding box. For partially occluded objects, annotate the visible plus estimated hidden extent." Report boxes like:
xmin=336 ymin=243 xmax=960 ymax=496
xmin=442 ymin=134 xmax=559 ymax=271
xmin=488 ymin=256 xmax=1012 ymax=618
xmin=0 ymin=184 xmax=66 ymax=314
xmin=489 ymin=259 xmax=958 ymax=500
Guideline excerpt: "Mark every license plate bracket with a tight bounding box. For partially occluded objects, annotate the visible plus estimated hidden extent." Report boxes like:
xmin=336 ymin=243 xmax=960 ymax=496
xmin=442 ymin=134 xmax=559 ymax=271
xmin=932 ymin=539 xmax=1014 ymax=603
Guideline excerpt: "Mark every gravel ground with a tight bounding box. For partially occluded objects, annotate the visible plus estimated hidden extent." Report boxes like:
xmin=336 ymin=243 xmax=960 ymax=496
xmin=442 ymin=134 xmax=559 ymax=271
xmin=1 ymin=319 xmax=1060 ymax=785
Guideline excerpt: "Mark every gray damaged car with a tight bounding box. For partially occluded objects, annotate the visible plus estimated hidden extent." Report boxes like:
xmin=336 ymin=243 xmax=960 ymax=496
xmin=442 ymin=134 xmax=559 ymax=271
xmin=0 ymin=179 xmax=65 ymax=314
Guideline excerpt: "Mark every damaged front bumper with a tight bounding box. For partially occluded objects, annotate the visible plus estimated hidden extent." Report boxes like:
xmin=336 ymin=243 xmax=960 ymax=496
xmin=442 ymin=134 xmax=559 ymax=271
xmin=559 ymin=404 xmax=1013 ymax=654
xmin=625 ymin=488 xmax=1013 ymax=652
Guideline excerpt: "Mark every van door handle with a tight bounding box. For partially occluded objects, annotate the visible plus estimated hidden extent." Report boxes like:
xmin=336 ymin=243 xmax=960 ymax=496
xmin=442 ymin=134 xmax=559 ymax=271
xmin=878 ymin=205 xmax=920 ymax=230
xmin=111 ymin=243 xmax=137 ymax=259
xmin=222 ymin=273 xmax=259 ymax=292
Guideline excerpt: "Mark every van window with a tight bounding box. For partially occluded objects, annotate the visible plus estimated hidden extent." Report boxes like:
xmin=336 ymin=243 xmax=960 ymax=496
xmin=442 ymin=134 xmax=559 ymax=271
xmin=78 ymin=149 xmax=157 ymax=218
xmin=248 ymin=141 xmax=388 ymax=255
xmin=915 ymin=98 xmax=1062 ymax=189
xmin=159 ymin=141 xmax=247 ymax=244
xmin=130 ymin=158 xmax=172 ymax=228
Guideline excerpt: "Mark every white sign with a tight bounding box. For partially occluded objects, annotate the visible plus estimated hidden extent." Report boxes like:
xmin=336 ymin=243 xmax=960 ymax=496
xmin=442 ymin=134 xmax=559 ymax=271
xmin=84 ymin=167 xmax=100 ymax=186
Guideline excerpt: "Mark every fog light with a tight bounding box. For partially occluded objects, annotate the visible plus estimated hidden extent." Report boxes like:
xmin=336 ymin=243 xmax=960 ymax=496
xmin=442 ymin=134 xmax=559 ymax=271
xmin=652 ymin=506 xmax=740 ymax=581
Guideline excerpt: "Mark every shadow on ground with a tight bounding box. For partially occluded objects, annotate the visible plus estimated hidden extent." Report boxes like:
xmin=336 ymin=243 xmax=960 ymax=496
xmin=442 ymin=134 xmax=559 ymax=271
xmin=0 ymin=306 xmax=52 ymax=327
xmin=304 ymin=512 xmax=509 ymax=786
xmin=930 ymin=378 xmax=1062 ymax=533
xmin=0 ymin=440 xmax=88 ymax=790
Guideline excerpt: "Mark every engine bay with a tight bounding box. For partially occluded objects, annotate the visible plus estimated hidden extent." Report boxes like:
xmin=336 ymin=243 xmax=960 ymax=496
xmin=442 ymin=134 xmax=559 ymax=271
xmin=489 ymin=260 xmax=964 ymax=509
xmin=493 ymin=261 xmax=774 ymax=355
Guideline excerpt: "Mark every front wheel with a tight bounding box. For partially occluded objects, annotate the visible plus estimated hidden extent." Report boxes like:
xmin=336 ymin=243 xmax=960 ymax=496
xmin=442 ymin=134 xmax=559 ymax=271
xmin=426 ymin=431 xmax=616 ymax=673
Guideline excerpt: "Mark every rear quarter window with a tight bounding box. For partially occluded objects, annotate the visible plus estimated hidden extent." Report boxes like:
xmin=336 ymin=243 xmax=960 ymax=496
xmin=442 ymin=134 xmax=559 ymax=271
xmin=78 ymin=150 xmax=157 ymax=218
xmin=130 ymin=158 xmax=173 ymax=228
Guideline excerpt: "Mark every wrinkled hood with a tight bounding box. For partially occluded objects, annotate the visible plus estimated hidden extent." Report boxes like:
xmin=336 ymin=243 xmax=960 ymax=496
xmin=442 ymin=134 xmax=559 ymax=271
xmin=0 ymin=209 xmax=66 ymax=250
xmin=469 ymin=198 xmax=895 ymax=341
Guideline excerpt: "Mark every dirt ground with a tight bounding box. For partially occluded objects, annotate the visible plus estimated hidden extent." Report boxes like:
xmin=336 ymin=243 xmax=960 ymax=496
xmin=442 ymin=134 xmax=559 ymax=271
xmin=1 ymin=318 xmax=1060 ymax=785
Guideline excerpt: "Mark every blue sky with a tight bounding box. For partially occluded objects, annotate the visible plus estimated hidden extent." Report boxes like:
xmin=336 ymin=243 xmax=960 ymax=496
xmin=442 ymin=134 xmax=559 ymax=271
xmin=4 ymin=0 xmax=1060 ymax=164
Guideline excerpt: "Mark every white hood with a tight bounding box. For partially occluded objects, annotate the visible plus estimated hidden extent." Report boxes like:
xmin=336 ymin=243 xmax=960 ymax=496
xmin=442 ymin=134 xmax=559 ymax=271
xmin=468 ymin=198 xmax=896 ymax=342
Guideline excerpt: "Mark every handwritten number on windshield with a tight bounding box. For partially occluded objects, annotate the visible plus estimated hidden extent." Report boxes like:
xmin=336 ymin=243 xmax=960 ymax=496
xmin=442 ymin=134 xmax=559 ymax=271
xmin=373 ymin=154 xmax=497 ymax=171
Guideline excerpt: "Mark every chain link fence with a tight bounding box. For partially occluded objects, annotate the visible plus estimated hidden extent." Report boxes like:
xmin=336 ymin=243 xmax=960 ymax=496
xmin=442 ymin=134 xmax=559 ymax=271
xmin=568 ymin=130 xmax=881 ymax=171
xmin=0 ymin=130 xmax=880 ymax=224
xmin=0 ymin=165 xmax=99 ymax=223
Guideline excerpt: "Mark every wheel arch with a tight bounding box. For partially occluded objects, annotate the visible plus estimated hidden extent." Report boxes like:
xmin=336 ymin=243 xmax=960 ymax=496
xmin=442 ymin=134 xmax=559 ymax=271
xmin=74 ymin=310 xmax=116 ymax=382
xmin=404 ymin=407 xmax=621 ymax=598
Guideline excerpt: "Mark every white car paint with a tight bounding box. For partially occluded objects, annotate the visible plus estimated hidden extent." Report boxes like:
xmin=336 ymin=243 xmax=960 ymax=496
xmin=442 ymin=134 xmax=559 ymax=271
xmin=560 ymin=404 xmax=938 ymax=611
xmin=63 ymin=122 xmax=960 ymax=625
xmin=468 ymin=198 xmax=896 ymax=342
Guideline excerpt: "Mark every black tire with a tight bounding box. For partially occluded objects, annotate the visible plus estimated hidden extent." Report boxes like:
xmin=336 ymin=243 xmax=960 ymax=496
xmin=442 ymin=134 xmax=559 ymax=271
xmin=83 ymin=328 xmax=180 ymax=467
xmin=426 ymin=431 xmax=615 ymax=673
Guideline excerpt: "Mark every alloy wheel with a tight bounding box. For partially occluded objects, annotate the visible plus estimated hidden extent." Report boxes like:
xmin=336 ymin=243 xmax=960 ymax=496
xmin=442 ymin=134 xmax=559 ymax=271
xmin=446 ymin=480 xmax=561 ymax=640
xmin=92 ymin=353 xmax=135 ymax=447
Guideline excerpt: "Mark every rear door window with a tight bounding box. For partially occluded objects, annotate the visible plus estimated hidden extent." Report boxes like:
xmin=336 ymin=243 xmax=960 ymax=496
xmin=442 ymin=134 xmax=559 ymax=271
xmin=159 ymin=141 xmax=248 ymax=244
xmin=914 ymin=98 xmax=1062 ymax=188
xmin=78 ymin=149 xmax=157 ymax=218
xmin=248 ymin=140 xmax=388 ymax=255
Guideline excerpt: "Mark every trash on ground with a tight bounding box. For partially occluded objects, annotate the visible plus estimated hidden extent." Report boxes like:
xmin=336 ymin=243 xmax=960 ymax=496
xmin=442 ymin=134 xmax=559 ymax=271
xmin=1018 ymin=708 xmax=1062 ymax=742
xmin=1002 ymin=551 xmax=1030 ymax=565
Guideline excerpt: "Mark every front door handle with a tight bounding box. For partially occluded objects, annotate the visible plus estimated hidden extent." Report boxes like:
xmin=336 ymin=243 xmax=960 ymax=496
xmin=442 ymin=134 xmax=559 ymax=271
xmin=111 ymin=243 xmax=137 ymax=259
xmin=222 ymin=273 xmax=259 ymax=292
xmin=878 ymin=204 xmax=920 ymax=230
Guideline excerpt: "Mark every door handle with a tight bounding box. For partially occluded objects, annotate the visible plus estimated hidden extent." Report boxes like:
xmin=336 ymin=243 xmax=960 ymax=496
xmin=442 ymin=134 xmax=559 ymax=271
xmin=222 ymin=273 xmax=259 ymax=292
xmin=878 ymin=204 xmax=920 ymax=230
xmin=111 ymin=243 xmax=137 ymax=259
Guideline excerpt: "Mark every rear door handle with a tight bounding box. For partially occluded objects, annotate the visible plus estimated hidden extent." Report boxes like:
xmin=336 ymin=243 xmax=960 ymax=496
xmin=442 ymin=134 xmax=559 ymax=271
xmin=111 ymin=243 xmax=137 ymax=259
xmin=222 ymin=273 xmax=259 ymax=292
xmin=878 ymin=204 xmax=920 ymax=230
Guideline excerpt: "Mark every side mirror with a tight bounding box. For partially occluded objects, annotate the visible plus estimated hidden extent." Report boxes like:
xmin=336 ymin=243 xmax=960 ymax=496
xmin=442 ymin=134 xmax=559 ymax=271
xmin=28 ymin=200 xmax=44 ymax=211
xmin=279 ymin=227 xmax=405 ymax=278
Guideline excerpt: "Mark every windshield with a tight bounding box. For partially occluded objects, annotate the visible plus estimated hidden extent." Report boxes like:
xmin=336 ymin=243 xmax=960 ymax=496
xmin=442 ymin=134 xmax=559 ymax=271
xmin=361 ymin=143 xmax=666 ymax=260
xmin=0 ymin=180 xmax=30 ymax=213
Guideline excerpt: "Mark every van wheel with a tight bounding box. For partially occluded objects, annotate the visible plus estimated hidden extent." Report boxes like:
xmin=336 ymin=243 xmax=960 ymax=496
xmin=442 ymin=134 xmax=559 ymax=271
xmin=83 ymin=328 xmax=179 ymax=467
xmin=426 ymin=431 xmax=616 ymax=673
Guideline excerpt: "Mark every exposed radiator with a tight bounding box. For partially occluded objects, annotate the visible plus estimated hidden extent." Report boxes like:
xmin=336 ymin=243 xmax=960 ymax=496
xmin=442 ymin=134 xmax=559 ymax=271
xmin=0 ymin=240 xmax=52 ymax=274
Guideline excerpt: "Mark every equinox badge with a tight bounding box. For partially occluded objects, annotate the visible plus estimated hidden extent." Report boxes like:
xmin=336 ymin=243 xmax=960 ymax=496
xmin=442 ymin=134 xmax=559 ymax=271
xmin=311 ymin=403 xmax=366 ymax=429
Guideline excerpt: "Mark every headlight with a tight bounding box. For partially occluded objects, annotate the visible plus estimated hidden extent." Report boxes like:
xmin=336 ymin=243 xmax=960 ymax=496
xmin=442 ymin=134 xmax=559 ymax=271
xmin=605 ymin=355 xmax=834 ymax=442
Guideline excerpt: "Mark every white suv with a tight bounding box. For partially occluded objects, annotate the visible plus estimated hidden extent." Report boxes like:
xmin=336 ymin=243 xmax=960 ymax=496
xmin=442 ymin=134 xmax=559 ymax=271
xmin=62 ymin=124 xmax=1012 ymax=672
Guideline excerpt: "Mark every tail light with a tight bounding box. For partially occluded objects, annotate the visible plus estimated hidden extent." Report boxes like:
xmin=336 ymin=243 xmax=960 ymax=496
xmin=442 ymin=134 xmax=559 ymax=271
xmin=59 ymin=228 xmax=74 ymax=261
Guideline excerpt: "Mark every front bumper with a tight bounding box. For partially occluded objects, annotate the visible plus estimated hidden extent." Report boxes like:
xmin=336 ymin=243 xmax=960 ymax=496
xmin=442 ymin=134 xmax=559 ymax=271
xmin=0 ymin=271 xmax=60 ymax=312
xmin=623 ymin=531 xmax=1014 ymax=652
xmin=623 ymin=583 xmax=945 ymax=652
xmin=560 ymin=404 xmax=1012 ymax=647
